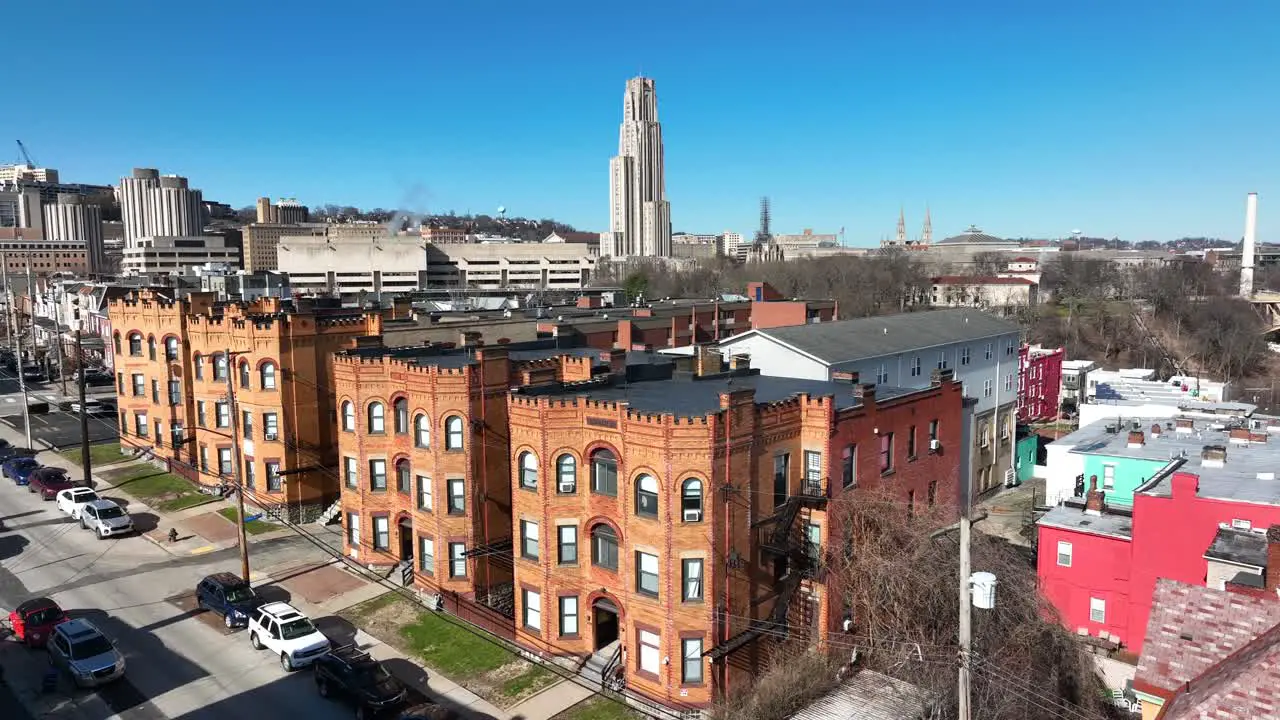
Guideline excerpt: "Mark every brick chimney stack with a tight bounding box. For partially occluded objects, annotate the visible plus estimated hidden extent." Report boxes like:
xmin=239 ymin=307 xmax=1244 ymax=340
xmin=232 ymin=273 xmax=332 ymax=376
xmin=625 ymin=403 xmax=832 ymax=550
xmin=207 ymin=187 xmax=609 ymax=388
xmin=1127 ymin=430 xmax=1145 ymax=448
xmin=1150 ymin=423 xmax=1162 ymax=438
xmin=1267 ymin=526 xmax=1280 ymax=596
xmin=1084 ymin=475 xmax=1105 ymax=516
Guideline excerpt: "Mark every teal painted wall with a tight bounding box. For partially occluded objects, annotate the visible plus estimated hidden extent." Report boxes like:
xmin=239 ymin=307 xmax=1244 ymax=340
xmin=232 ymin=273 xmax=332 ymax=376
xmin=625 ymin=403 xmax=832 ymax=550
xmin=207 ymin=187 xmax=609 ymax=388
xmin=1079 ymin=453 xmax=1168 ymax=507
xmin=1016 ymin=435 xmax=1037 ymax=484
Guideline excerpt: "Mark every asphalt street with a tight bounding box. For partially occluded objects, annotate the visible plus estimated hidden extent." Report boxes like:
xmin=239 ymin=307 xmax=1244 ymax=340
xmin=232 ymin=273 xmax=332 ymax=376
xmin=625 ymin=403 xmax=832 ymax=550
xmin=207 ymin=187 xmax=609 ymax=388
xmin=0 ymin=459 xmax=368 ymax=719
xmin=0 ymin=367 xmax=119 ymax=450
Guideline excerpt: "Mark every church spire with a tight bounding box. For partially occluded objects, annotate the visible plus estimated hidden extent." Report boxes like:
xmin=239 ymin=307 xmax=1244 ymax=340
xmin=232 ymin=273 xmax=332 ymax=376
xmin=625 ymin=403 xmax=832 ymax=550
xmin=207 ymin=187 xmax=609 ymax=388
xmin=922 ymin=204 xmax=932 ymax=244
xmin=895 ymin=206 xmax=907 ymax=244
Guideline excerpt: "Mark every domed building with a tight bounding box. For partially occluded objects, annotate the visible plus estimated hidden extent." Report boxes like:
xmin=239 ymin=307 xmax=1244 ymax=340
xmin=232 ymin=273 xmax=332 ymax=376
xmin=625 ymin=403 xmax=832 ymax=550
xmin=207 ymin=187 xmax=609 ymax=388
xmin=936 ymin=225 xmax=1020 ymax=249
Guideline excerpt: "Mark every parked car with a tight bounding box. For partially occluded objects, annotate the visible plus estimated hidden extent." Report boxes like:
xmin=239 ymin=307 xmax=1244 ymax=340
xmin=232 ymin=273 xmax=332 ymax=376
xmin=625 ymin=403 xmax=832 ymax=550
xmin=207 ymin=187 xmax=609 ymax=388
xmin=247 ymin=602 xmax=331 ymax=671
xmin=69 ymin=399 xmax=111 ymax=416
xmin=47 ymin=619 xmax=126 ymax=687
xmin=196 ymin=573 xmax=263 ymax=629
xmin=29 ymin=467 xmax=78 ymax=499
xmin=6 ymin=597 xmax=68 ymax=648
xmin=0 ymin=442 xmax=33 ymax=464
xmin=3 ymin=457 xmax=40 ymax=484
xmin=313 ymin=644 xmax=408 ymax=718
xmin=74 ymin=368 xmax=114 ymax=386
xmin=55 ymin=487 xmax=101 ymax=520
xmin=79 ymin=500 xmax=134 ymax=539
xmin=21 ymin=364 xmax=43 ymax=381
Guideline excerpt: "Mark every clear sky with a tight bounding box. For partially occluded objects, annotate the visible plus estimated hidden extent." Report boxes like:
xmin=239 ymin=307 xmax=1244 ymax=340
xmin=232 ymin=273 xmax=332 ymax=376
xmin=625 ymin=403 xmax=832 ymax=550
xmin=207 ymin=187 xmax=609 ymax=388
xmin=8 ymin=0 xmax=1278 ymax=245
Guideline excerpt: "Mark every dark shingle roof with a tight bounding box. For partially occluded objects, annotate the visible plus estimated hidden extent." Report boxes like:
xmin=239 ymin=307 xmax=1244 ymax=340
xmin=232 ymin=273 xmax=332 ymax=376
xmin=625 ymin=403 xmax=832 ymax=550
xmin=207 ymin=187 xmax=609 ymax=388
xmin=748 ymin=309 xmax=1020 ymax=365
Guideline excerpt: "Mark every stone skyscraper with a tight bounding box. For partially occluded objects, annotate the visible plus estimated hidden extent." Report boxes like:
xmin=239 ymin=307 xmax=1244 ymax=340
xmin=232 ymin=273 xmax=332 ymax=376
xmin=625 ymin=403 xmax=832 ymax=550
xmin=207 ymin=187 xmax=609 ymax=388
xmin=606 ymin=77 xmax=671 ymax=258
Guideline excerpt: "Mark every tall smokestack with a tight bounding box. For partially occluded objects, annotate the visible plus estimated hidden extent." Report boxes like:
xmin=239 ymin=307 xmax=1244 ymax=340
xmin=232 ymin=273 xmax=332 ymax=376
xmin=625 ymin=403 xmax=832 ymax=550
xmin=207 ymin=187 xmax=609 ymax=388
xmin=1241 ymin=192 xmax=1259 ymax=298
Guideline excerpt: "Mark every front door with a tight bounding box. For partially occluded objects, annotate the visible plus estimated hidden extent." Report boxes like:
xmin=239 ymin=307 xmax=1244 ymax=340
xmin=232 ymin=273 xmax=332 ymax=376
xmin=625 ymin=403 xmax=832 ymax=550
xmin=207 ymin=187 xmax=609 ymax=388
xmin=593 ymin=600 xmax=619 ymax=650
xmin=398 ymin=518 xmax=414 ymax=562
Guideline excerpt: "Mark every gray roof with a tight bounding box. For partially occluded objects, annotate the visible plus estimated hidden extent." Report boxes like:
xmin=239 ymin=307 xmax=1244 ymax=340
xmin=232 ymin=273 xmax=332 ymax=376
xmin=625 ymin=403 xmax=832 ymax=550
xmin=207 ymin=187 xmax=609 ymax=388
xmin=789 ymin=670 xmax=932 ymax=720
xmin=936 ymin=226 xmax=1014 ymax=245
xmin=740 ymin=309 xmax=1020 ymax=365
xmin=1037 ymin=503 xmax=1134 ymax=539
xmin=1204 ymin=527 xmax=1269 ymax=568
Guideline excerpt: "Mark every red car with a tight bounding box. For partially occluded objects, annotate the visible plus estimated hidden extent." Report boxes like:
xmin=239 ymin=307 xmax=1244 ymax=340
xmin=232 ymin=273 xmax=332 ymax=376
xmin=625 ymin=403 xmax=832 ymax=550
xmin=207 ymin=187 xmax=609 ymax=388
xmin=7 ymin=597 xmax=68 ymax=648
xmin=28 ymin=467 xmax=78 ymax=500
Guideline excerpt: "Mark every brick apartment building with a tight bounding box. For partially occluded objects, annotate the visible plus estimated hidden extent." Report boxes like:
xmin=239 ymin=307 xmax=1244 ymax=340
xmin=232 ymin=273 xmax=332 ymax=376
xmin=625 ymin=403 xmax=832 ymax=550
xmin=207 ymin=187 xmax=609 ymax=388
xmin=1017 ymin=344 xmax=1063 ymax=422
xmin=108 ymin=290 xmax=406 ymax=521
xmin=335 ymin=341 xmax=965 ymax=711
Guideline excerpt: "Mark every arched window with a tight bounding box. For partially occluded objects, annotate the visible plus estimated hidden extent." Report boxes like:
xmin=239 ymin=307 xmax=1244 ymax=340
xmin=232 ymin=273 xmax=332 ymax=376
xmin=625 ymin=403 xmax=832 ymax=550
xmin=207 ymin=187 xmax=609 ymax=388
xmin=112 ymin=332 xmax=121 ymax=355
xmin=193 ymin=352 xmax=204 ymax=380
xmin=147 ymin=335 xmax=157 ymax=360
xmin=165 ymin=336 xmax=179 ymax=361
xmin=238 ymin=359 xmax=251 ymax=389
xmin=591 ymin=524 xmax=619 ymax=571
xmin=444 ymin=416 xmax=464 ymax=450
xmin=393 ymin=398 xmax=409 ymax=434
xmin=414 ymin=414 xmax=430 ymax=448
xmin=635 ymin=474 xmax=658 ymax=517
xmin=681 ymin=479 xmax=703 ymax=522
xmin=590 ymin=449 xmax=617 ymax=496
xmin=341 ymin=401 xmax=355 ymax=432
xmin=519 ymin=451 xmax=538 ymax=490
xmin=260 ymin=362 xmax=277 ymax=390
xmin=368 ymin=402 xmax=385 ymax=433
xmin=212 ymin=353 xmax=228 ymax=381
xmin=556 ymin=454 xmax=577 ymax=494
xmin=128 ymin=332 xmax=143 ymax=356
xmin=396 ymin=459 xmax=411 ymax=494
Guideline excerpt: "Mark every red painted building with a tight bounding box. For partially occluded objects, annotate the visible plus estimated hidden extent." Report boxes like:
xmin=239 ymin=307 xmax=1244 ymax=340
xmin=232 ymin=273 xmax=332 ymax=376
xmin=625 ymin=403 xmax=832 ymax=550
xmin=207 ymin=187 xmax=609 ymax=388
xmin=1037 ymin=444 xmax=1280 ymax=653
xmin=1017 ymin=344 xmax=1062 ymax=422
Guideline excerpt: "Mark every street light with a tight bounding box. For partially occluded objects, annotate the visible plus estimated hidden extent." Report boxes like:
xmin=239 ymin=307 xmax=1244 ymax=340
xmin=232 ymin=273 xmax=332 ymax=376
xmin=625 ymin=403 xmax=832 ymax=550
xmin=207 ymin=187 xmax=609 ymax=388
xmin=72 ymin=298 xmax=91 ymax=485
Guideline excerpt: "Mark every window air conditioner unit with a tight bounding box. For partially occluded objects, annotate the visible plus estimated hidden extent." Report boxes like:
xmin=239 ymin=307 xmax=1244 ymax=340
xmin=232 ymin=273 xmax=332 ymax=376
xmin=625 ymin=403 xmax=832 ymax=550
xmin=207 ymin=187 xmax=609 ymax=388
xmin=683 ymin=508 xmax=702 ymax=523
xmin=929 ymin=439 xmax=942 ymax=452
xmin=559 ymin=481 xmax=576 ymax=494
xmin=264 ymin=433 xmax=278 ymax=441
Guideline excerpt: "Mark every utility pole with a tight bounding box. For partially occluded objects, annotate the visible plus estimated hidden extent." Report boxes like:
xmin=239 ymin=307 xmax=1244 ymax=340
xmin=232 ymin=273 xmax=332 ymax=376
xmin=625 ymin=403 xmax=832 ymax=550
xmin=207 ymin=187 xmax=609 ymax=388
xmin=958 ymin=460 xmax=973 ymax=720
xmin=224 ymin=348 xmax=251 ymax=582
xmin=2 ymin=249 xmax=33 ymax=449
xmin=74 ymin=300 xmax=90 ymax=484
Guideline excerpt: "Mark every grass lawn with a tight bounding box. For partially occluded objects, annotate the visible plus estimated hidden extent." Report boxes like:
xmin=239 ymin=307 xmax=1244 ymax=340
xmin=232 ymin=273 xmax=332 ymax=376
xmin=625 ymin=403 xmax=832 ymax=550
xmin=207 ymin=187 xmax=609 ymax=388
xmin=217 ymin=507 xmax=276 ymax=535
xmin=58 ymin=443 xmax=133 ymax=468
xmin=552 ymin=696 xmax=645 ymax=720
xmin=341 ymin=593 xmax=559 ymax=707
xmin=98 ymin=464 xmax=214 ymax=512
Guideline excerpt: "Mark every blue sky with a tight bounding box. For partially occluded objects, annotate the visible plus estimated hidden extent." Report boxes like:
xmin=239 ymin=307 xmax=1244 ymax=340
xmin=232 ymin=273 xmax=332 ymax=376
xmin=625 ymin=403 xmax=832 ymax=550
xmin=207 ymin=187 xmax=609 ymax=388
xmin=8 ymin=1 xmax=1278 ymax=245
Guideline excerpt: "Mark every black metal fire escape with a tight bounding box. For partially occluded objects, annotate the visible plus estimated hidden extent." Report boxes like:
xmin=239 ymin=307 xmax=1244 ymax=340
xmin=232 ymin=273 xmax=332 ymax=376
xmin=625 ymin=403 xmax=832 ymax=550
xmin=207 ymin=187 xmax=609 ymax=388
xmin=705 ymin=481 xmax=827 ymax=661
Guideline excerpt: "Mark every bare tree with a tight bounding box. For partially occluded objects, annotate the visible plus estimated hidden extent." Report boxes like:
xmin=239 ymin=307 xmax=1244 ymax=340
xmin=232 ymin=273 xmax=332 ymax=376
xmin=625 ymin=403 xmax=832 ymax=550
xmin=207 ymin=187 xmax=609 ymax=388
xmin=970 ymin=252 xmax=1006 ymax=277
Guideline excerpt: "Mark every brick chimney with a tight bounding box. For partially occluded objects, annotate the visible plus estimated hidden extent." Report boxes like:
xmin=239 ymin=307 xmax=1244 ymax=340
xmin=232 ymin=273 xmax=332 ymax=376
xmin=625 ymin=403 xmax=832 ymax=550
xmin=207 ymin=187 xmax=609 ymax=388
xmin=832 ymin=370 xmax=859 ymax=384
xmin=1229 ymin=427 xmax=1252 ymax=445
xmin=1175 ymin=417 xmax=1195 ymax=434
xmin=1150 ymin=423 xmax=1162 ymax=438
xmin=1084 ymin=475 xmax=1105 ymax=516
xmin=730 ymin=353 xmax=751 ymax=371
xmin=1201 ymin=445 xmax=1227 ymax=469
xmin=1127 ymin=430 xmax=1145 ymax=448
xmin=854 ymin=383 xmax=876 ymax=404
xmin=1268 ymin=526 xmax=1280 ymax=596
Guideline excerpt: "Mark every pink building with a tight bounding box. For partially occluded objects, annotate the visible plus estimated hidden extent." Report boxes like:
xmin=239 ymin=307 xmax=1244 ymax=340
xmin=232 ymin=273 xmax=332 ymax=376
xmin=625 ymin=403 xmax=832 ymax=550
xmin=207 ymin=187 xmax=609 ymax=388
xmin=1018 ymin=344 xmax=1062 ymax=422
xmin=1037 ymin=442 xmax=1280 ymax=654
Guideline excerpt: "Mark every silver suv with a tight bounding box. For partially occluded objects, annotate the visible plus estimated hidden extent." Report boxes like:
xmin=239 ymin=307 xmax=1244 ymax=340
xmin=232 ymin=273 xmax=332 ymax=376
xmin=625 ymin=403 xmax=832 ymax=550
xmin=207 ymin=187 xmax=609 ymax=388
xmin=48 ymin=619 xmax=126 ymax=687
xmin=80 ymin=499 xmax=134 ymax=539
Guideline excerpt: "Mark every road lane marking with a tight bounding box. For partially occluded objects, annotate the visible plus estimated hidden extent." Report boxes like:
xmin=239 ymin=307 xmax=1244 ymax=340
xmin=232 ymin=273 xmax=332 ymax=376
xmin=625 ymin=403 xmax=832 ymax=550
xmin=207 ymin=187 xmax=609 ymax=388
xmin=189 ymin=545 xmax=216 ymax=555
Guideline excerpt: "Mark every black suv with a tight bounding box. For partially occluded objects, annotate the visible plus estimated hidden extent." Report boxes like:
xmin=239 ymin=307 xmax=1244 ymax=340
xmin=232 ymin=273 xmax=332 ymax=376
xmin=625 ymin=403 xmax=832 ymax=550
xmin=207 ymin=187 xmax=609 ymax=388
xmin=196 ymin=573 xmax=263 ymax=629
xmin=314 ymin=644 xmax=408 ymax=718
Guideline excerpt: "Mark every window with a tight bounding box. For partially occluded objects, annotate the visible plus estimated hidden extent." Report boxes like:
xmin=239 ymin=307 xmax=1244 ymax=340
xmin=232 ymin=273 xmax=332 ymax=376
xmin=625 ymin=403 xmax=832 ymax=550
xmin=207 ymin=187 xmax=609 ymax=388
xmin=591 ymin=525 xmax=618 ymax=570
xmin=1090 ymin=597 xmax=1106 ymax=623
xmin=638 ymin=630 xmax=660 ymax=675
xmin=347 ymin=513 xmax=360 ymax=549
xmin=369 ymin=459 xmax=387 ymax=491
xmin=151 ymin=378 xmax=159 ymax=403
xmin=557 ymin=455 xmax=577 ymax=493
xmin=681 ymin=479 xmax=703 ymax=522
xmin=591 ymin=449 xmax=618 ymax=495
xmin=419 ymin=537 xmax=434 ymax=574
xmin=804 ymin=450 xmax=821 ymax=492
xmin=117 ymin=372 xmax=124 ymax=393
xmin=682 ymin=559 xmax=703 ymax=602
xmin=213 ymin=353 xmax=227 ymax=381
xmin=636 ymin=551 xmax=659 ymax=597
xmin=558 ymin=525 xmax=577 ymax=564
xmin=1232 ymin=518 xmax=1253 ymax=531
xmin=242 ymin=410 xmax=253 ymax=439
xmin=218 ymin=448 xmax=233 ymax=476
xmin=444 ymin=416 xmax=464 ymax=450
xmin=263 ymin=412 xmax=278 ymax=441
xmin=983 ymin=379 xmax=992 ymax=398
xmin=193 ymin=352 xmax=204 ymax=380
xmin=447 ymin=478 xmax=464 ymax=514
xmin=414 ymin=414 xmax=430 ymax=447
xmin=1000 ymin=416 xmax=1010 ymax=441
xmin=266 ymin=461 xmax=281 ymax=492
xmin=113 ymin=332 xmax=122 ymax=355
xmin=239 ymin=359 xmax=250 ymax=389
xmin=1102 ymin=465 xmax=1115 ymax=491
xmin=879 ymin=432 xmax=894 ymax=473
xmin=842 ymin=445 xmax=856 ymax=488
xmin=1056 ymin=541 xmax=1073 ymax=567
xmin=244 ymin=459 xmax=256 ymax=489
xmin=396 ymin=460 xmax=411 ymax=494
xmin=368 ymin=402 xmax=385 ymax=433
xmin=521 ymin=520 xmax=540 ymax=560
xmin=341 ymin=401 xmax=355 ymax=432
xmin=147 ymin=335 xmax=156 ymax=360
xmin=805 ymin=523 xmax=821 ymax=563
xmin=131 ymin=373 xmax=144 ymax=396
xmin=929 ymin=420 xmax=939 ymax=442
xmin=907 ymin=425 xmax=917 ymax=458
xmin=937 ymin=351 xmax=948 ymax=370
xmin=635 ymin=474 xmax=658 ymax=517
xmin=134 ymin=413 xmax=149 ymax=437
xmin=1006 ymin=339 xmax=1016 ymax=356
xmin=199 ymin=445 xmax=209 ymax=472
xmin=978 ymin=420 xmax=990 ymax=448
xmin=522 ymin=589 xmax=541 ymax=632
xmin=260 ymin=362 xmax=277 ymax=390
xmin=344 ymin=457 xmax=358 ymax=488
xmin=167 ymin=379 xmax=180 ymax=406
xmin=216 ymin=402 xmax=230 ymax=428
xmin=373 ymin=516 xmax=390 ymax=551
xmin=961 ymin=346 xmax=971 ymax=366
xmin=559 ymin=596 xmax=578 ymax=636
xmin=170 ymin=422 xmax=183 ymax=450
xmin=1005 ymin=373 xmax=1015 ymax=392
xmin=682 ymin=638 xmax=704 ymax=684
xmin=876 ymin=363 xmax=888 ymax=384
xmin=519 ymin=451 xmax=539 ymax=490
xmin=128 ymin=332 xmax=142 ymax=356
xmin=910 ymin=356 xmax=921 ymax=377
xmin=391 ymin=397 xmax=408 ymax=434
xmin=985 ymin=343 xmax=993 ymax=360
xmin=165 ymin=336 xmax=179 ymax=361
xmin=449 ymin=543 xmax=466 ymax=578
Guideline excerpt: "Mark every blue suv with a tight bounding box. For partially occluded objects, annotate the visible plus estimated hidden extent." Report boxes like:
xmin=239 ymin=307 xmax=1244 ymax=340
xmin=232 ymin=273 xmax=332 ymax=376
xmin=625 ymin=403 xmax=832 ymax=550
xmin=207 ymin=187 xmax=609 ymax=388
xmin=4 ymin=457 xmax=40 ymax=485
xmin=196 ymin=573 xmax=263 ymax=629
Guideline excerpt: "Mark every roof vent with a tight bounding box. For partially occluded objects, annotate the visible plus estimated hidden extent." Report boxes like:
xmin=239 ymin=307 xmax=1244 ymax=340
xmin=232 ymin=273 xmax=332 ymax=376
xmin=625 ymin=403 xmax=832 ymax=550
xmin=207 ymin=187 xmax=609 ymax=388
xmin=1259 ymin=472 xmax=1276 ymax=481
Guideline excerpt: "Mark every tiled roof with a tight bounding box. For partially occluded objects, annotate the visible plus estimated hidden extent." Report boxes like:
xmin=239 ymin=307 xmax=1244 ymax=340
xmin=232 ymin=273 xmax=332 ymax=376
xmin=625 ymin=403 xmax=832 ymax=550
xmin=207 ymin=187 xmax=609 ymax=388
xmin=1136 ymin=579 xmax=1280 ymax=718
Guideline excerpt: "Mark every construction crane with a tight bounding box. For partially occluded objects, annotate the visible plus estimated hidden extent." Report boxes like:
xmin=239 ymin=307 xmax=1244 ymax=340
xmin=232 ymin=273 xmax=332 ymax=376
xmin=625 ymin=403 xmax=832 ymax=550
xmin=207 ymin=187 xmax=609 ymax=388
xmin=15 ymin=140 xmax=35 ymax=166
